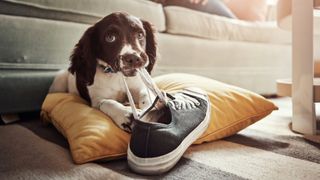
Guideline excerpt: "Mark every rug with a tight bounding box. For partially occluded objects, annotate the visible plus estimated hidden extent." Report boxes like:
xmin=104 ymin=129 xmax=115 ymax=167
xmin=102 ymin=98 xmax=320 ymax=179
xmin=0 ymin=97 xmax=319 ymax=180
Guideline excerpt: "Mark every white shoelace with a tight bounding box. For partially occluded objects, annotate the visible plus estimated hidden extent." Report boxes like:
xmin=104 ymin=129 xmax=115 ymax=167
xmin=121 ymin=68 xmax=201 ymax=121
xmin=121 ymin=68 xmax=167 ymax=120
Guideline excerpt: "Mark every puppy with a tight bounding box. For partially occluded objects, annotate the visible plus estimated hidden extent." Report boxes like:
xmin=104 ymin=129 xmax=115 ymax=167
xmin=49 ymin=12 xmax=157 ymax=132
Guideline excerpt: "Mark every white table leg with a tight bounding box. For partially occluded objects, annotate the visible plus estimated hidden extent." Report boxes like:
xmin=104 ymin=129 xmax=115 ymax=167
xmin=292 ymin=0 xmax=316 ymax=134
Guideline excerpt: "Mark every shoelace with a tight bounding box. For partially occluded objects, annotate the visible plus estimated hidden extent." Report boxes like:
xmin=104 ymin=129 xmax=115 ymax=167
xmin=167 ymin=93 xmax=200 ymax=110
xmin=121 ymin=68 xmax=200 ymax=120
xmin=121 ymin=68 xmax=168 ymax=120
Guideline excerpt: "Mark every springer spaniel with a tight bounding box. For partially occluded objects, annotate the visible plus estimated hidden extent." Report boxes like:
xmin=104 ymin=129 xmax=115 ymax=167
xmin=49 ymin=12 xmax=157 ymax=132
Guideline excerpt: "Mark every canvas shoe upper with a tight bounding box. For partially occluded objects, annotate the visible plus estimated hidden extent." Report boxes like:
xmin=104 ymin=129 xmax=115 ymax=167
xmin=127 ymin=87 xmax=211 ymax=175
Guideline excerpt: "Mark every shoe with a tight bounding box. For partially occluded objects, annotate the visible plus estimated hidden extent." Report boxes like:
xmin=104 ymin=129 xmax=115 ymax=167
xmin=127 ymin=87 xmax=211 ymax=175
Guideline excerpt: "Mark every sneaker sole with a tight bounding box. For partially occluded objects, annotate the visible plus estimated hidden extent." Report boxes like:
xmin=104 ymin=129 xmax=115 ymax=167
xmin=127 ymin=88 xmax=211 ymax=175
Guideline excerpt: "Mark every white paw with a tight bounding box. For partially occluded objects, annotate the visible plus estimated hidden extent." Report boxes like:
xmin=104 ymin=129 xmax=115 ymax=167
xmin=113 ymin=107 xmax=135 ymax=132
xmin=98 ymin=100 xmax=140 ymax=132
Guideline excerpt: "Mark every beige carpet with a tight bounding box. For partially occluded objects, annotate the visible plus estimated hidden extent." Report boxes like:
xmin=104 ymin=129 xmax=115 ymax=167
xmin=184 ymin=97 xmax=320 ymax=180
xmin=1 ymin=97 xmax=319 ymax=179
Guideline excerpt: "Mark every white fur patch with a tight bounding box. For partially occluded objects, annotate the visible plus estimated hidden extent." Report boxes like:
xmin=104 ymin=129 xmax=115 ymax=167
xmin=120 ymin=58 xmax=125 ymax=68
xmin=120 ymin=44 xmax=136 ymax=55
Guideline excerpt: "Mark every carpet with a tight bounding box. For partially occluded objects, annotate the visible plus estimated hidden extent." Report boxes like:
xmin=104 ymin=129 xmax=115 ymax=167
xmin=1 ymin=97 xmax=319 ymax=180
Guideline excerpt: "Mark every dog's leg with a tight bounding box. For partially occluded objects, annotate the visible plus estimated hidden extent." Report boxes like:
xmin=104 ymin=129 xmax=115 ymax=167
xmin=97 ymin=99 xmax=137 ymax=132
xmin=49 ymin=70 xmax=69 ymax=93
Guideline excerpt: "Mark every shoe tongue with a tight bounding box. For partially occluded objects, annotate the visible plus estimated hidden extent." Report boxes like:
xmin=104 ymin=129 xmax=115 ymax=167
xmin=157 ymin=107 xmax=172 ymax=124
xmin=139 ymin=106 xmax=172 ymax=125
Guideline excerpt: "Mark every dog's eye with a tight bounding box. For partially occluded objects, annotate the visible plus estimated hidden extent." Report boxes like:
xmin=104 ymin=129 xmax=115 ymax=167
xmin=105 ymin=34 xmax=116 ymax=43
xmin=137 ymin=32 xmax=144 ymax=40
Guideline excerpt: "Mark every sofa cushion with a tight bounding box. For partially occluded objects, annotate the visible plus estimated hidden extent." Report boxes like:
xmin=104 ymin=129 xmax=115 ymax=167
xmin=0 ymin=0 xmax=166 ymax=32
xmin=153 ymin=0 xmax=236 ymax=18
xmin=155 ymin=33 xmax=292 ymax=94
xmin=0 ymin=14 xmax=87 ymax=70
xmin=164 ymin=6 xmax=291 ymax=44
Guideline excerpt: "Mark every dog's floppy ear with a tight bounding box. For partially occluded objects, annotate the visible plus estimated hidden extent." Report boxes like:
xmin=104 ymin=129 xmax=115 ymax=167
xmin=142 ymin=20 xmax=157 ymax=74
xmin=69 ymin=26 xmax=97 ymax=103
xmin=69 ymin=26 xmax=97 ymax=85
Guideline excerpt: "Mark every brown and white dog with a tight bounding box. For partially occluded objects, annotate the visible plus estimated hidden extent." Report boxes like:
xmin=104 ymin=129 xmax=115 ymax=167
xmin=49 ymin=12 xmax=157 ymax=132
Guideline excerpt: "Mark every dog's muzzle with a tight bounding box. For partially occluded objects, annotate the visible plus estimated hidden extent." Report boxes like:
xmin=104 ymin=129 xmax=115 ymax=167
xmin=120 ymin=53 xmax=147 ymax=76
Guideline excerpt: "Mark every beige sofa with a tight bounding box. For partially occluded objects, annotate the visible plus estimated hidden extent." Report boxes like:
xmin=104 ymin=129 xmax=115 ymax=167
xmin=156 ymin=6 xmax=292 ymax=95
xmin=0 ymin=0 xmax=294 ymax=113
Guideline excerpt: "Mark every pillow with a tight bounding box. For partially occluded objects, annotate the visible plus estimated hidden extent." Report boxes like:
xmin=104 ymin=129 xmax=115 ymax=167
xmin=223 ymin=0 xmax=268 ymax=21
xmin=41 ymin=73 xmax=277 ymax=164
xmin=41 ymin=94 xmax=130 ymax=163
xmin=153 ymin=0 xmax=236 ymax=18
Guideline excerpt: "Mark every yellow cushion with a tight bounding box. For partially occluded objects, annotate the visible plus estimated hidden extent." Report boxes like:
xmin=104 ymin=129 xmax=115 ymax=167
xmin=41 ymin=94 xmax=130 ymax=163
xmin=154 ymin=74 xmax=278 ymax=144
xmin=41 ymin=73 xmax=277 ymax=164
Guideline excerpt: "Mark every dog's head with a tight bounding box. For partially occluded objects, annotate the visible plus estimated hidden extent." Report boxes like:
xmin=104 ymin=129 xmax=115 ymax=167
xmin=69 ymin=12 xmax=157 ymax=84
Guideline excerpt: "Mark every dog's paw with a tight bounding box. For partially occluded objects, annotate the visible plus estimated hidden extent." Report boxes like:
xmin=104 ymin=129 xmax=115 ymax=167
xmin=120 ymin=119 xmax=134 ymax=133
xmin=114 ymin=107 xmax=137 ymax=133
xmin=120 ymin=116 xmax=135 ymax=133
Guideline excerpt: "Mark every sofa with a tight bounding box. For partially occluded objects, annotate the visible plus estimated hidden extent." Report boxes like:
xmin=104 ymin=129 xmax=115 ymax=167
xmin=0 ymin=0 xmax=293 ymax=114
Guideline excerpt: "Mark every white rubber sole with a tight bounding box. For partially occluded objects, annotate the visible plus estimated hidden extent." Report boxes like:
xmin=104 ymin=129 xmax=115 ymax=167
xmin=127 ymin=88 xmax=211 ymax=175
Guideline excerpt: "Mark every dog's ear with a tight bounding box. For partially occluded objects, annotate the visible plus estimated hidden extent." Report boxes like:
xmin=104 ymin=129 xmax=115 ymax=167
xmin=69 ymin=26 xmax=97 ymax=86
xmin=69 ymin=26 xmax=97 ymax=103
xmin=142 ymin=20 xmax=157 ymax=74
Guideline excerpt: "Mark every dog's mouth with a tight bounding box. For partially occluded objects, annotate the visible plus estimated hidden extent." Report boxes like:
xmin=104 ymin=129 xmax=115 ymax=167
xmin=116 ymin=54 xmax=149 ymax=77
xmin=121 ymin=68 xmax=138 ymax=76
xmin=120 ymin=62 xmax=147 ymax=77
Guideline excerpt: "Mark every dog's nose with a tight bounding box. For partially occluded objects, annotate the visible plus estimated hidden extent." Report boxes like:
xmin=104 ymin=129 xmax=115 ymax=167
xmin=123 ymin=54 xmax=141 ymax=65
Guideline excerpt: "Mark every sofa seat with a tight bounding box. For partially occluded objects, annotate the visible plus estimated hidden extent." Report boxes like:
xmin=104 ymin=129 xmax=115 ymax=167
xmin=0 ymin=0 xmax=166 ymax=32
xmin=164 ymin=6 xmax=291 ymax=44
xmin=154 ymin=33 xmax=292 ymax=94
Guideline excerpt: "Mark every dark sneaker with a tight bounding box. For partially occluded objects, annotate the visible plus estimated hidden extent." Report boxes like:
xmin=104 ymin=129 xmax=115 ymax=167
xmin=127 ymin=87 xmax=211 ymax=175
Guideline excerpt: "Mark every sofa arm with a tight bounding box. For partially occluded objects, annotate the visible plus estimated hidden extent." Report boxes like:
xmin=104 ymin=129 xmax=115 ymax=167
xmin=0 ymin=70 xmax=57 ymax=114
